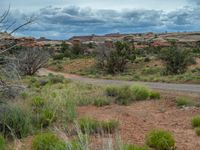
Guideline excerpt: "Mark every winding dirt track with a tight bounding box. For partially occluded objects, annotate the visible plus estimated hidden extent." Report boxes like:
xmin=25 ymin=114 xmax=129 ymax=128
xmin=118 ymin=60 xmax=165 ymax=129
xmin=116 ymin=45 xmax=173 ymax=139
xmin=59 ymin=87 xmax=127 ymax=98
xmin=38 ymin=68 xmax=200 ymax=93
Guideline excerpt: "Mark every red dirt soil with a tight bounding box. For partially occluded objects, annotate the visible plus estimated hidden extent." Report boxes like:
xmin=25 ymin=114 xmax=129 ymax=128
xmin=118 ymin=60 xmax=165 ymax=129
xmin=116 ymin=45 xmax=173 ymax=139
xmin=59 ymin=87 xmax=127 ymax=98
xmin=78 ymin=95 xmax=200 ymax=150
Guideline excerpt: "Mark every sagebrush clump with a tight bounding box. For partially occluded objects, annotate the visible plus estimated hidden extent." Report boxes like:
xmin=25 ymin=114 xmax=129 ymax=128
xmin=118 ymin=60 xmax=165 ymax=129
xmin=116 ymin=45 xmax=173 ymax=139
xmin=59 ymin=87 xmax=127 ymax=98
xmin=0 ymin=105 xmax=31 ymax=138
xmin=32 ymin=132 xmax=66 ymax=150
xmin=79 ymin=117 xmax=119 ymax=134
xmin=146 ymin=129 xmax=175 ymax=150
xmin=192 ymin=116 xmax=200 ymax=128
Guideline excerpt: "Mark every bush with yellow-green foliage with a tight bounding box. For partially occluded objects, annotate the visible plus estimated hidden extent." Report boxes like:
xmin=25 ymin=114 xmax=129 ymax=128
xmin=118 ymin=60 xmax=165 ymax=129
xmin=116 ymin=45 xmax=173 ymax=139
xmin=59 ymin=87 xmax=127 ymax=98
xmin=79 ymin=117 xmax=119 ymax=134
xmin=0 ymin=135 xmax=6 ymax=150
xmin=146 ymin=129 xmax=175 ymax=150
xmin=106 ymin=84 xmax=159 ymax=105
xmin=32 ymin=132 xmax=66 ymax=150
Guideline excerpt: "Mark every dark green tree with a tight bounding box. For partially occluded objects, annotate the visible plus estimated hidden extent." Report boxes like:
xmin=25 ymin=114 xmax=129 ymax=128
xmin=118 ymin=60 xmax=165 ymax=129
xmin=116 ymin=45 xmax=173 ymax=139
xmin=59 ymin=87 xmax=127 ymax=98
xmin=97 ymin=41 xmax=136 ymax=74
xmin=160 ymin=44 xmax=194 ymax=75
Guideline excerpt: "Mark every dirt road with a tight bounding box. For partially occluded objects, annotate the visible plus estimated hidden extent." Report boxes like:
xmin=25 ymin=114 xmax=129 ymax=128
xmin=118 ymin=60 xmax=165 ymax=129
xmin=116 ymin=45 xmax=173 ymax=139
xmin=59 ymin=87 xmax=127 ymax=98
xmin=38 ymin=68 xmax=200 ymax=93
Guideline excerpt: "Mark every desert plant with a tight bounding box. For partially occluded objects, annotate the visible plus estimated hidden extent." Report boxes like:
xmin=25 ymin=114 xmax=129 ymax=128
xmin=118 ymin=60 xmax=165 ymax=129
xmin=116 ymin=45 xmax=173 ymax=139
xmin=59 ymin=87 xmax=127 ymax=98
xmin=17 ymin=47 xmax=49 ymax=76
xmin=48 ymin=74 xmax=64 ymax=84
xmin=130 ymin=85 xmax=150 ymax=101
xmin=160 ymin=44 xmax=194 ymax=75
xmin=93 ymin=97 xmax=111 ymax=107
xmin=20 ymin=91 xmax=29 ymax=100
xmin=106 ymin=86 xmax=120 ymax=97
xmin=195 ymin=127 xmax=200 ymax=136
xmin=192 ymin=116 xmax=200 ymax=128
xmin=32 ymin=132 xmax=66 ymax=150
xmin=0 ymin=135 xmax=6 ymax=150
xmin=65 ymin=101 xmax=77 ymax=122
xmin=146 ymin=129 xmax=175 ymax=150
xmin=149 ymin=91 xmax=161 ymax=99
xmin=0 ymin=105 xmax=31 ymax=138
xmin=96 ymin=41 xmax=135 ymax=74
xmin=79 ymin=117 xmax=119 ymax=134
xmin=176 ymin=97 xmax=193 ymax=107
xmin=32 ymin=96 xmax=45 ymax=108
xmin=122 ymin=144 xmax=149 ymax=150
xmin=115 ymin=86 xmax=133 ymax=105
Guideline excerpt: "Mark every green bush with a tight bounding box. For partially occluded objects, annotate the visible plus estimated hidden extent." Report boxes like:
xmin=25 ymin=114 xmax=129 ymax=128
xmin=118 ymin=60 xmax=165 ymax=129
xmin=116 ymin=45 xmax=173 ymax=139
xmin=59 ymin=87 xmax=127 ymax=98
xmin=146 ymin=129 xmax=175 ymax=150
xmin=149 ymin=91 xmax=160 ymax=99
xmin=0 ymin=105 xmax=31 ymax=138
xmin=0 ymin=135 xmax=6 ymax=150
xmin=115 ymin=86 xmax=133 ymax=105
xmin=48 ymin=74 xmax=64 ymax=84
xmin=65 ymin=101 xmax=77 ymax=122
xmin=32 ymin=96 xmax=45 ymax=108
xmin=79 ymin=117 xmax=119 ymax=134
xmin=195 ymin=127 xmax=200 ymax=136
xmin=20 ymin=91 xmax=29 ymax=100
xmin=32 ymin=132 xmax=66 ymax=150
xmin=192 ymin=116 xmax=200 ymax=128
xmin=159 ymin=44 xmax=193 ymax=75
xmin=122 ymin=144 xmax=149 ymax=150
xmin=176 ymin=97 xmax=192 ymax=107
xmin=93 ymin=97 xmax=111 ymax=107
xmin=130 ymin=85 xmax=150 ymax=101
xmin=106 ymin=86 xmax=120 ymax=97
xmin=32 ymin=107 xmax=55 ymax=128
xmin=106 ymin=85 xmax=151 ymax=105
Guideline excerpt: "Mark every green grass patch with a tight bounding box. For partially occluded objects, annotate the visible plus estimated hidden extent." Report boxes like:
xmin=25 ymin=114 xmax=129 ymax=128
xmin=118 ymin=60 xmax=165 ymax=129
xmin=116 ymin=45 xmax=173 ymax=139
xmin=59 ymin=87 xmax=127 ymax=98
xmin=192 ymin=116 xmax=200 ymax=128
xmin=0 ymin=135 xmax=6 ymax=150
xmin=146 ymin=129 xmax=175 ymax=150
xmin=32 ymin=132 xmax=66 ymax=150
xmin=149 ymin=91 xmax=161 ymax=99
xmin=93 ymin=97 xmax=111 ymax=107
xmin=122 ymin=144 xmax=149 ymax=150
xmin=176 ymin=97 xmax=193 ymax=107
xmin=195 ymin=127 xmax=200 ymax=136
xmin=79 ymin=117 xmax=119 ymax=134
xmin=0 ymin=105 xmax=31 ymax=138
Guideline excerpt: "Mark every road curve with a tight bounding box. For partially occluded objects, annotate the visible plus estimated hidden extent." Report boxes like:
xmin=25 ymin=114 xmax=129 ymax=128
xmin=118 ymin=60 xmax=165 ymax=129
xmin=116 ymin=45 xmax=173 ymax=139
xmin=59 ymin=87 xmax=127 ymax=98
xmin=38 ymin=68 xmax=200 ymax=93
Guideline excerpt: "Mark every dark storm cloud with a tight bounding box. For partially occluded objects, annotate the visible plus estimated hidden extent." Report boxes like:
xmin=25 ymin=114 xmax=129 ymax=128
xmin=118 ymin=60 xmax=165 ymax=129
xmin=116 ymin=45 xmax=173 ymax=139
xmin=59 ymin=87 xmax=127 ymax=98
xmin=8 ymin=3 xmax=200 ymax=39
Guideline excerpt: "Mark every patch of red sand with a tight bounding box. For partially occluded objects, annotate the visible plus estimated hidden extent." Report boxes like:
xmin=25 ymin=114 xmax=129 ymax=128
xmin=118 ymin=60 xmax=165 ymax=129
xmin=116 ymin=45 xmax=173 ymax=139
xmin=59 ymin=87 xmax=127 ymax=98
xmin=78 ymin=97 xmax=200 ymax=150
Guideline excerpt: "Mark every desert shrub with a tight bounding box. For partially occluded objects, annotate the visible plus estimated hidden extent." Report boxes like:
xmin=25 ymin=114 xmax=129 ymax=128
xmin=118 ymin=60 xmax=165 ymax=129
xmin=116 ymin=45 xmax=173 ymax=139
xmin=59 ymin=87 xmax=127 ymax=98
xmin=0 ymin=105 xmax=31 ymax=138
xmin=130 ymin=85 xmax=150 ymax=101
xmin=20 ymin=91 xmax=29 ymax=100
xmin=17 ymin=47 xmax=49 ymax=75
xmin=146 ymin=129 xmax=175 ymax=150
xmin=159 ymin=44 xmax=194 ymax=75
xmin=122 ymin=144 xmax=149 ymax=150
xmin=65 ymin=101 xmax=77 ymax=122
xmin=32 ymin=107 xmax=56 ymax=128
xmin=115 ymin=86 xmax=133 ymax=105
xmin=53 ymin=53 xmax=65 ymax=60
xmin=93 ymin=97 xmax=111 ymax=107
xmin=32 ymin=132 xmax=66 ymax=150
xmin=96 ymin=41 xmax=136 ymax=74
xmin=106 ymin=86 xmax=120 ymax=97
xmin=79 ymin=117 xmax=119 ymax=134
xmin=48 ymin=74 xmax=64 ymax=84
xmin=149 ymin=91 xmax=160 ymax=99
xmin=0 ymin=135 xmax=6 ymax=150
xmin=106 ymin=85 xmax=151 ymax=105
xmin=78 ymin=97 xmax=94 ymax=106
xmin=32 ymin=96 xmax=45 ymax=109
xmin=195 ymin=127 xmax=200 ymax=136
xmin=192 ymin=116 xmax=200 ymax=128
xmin=176 ymin=97 xmax=193 ymax=107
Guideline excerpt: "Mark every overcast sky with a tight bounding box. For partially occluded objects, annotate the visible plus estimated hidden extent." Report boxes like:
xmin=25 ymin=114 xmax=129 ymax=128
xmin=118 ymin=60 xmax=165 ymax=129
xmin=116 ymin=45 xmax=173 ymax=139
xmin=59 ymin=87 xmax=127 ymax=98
xmin=1 ymin=0 xmax=200 ymax=39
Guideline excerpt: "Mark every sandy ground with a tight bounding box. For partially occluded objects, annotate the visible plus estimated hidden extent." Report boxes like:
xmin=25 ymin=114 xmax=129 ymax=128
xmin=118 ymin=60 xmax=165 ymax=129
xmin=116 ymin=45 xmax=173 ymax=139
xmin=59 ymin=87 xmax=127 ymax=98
xmin=78 ymin=94 xmax=200 ymax=150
